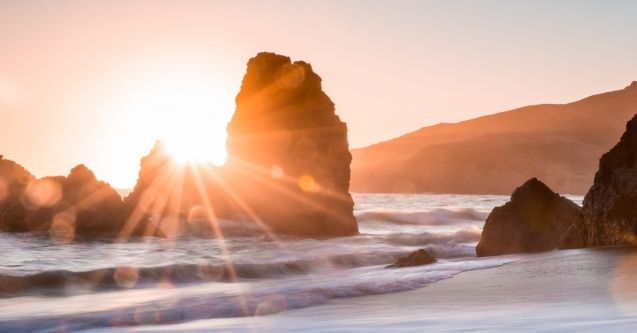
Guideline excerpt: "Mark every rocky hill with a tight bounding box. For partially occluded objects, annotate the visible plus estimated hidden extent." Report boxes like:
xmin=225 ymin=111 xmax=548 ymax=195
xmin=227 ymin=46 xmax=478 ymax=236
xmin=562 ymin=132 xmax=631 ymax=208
xmin=352 ymin=82 xmax=637 ymax=194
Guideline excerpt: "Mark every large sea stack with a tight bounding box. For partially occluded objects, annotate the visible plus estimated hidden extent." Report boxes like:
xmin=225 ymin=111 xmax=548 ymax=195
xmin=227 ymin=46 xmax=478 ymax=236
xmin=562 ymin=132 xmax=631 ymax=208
xmin=476 ymin=178 xmax=581 ymax=256
xmin=580 ymin=113 xmax=637 ymax=246
xmin=223 ymin=52 xmax=358 ymax=237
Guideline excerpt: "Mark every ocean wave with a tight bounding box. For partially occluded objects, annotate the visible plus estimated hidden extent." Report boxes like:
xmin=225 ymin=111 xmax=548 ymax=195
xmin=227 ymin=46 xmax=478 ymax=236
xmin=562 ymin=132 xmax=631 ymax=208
xmin=0 ymin=251 xmax=407 ymax=297
xmin=383 ymin=228 xmax=482 ymax=258
xmin=385 ymin=228 xmax=481 ymax=246
xmin=0 ymin=258 xmax=515 ymax=332
xmin=356 ymin=208 xmax=487 ymax=226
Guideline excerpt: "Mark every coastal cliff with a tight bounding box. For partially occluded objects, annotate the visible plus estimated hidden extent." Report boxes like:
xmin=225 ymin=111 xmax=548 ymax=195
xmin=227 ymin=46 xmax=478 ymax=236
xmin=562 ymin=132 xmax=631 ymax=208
xmin=580 ymin=113 xmax=637 ymax=246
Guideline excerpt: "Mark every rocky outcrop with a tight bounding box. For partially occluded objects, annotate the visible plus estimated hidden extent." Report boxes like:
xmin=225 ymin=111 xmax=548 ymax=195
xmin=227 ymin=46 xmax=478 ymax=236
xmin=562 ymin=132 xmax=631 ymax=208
xmin=476 ymin=178 xmax=581 ymax=256
xmin=579 ymin=114 xmax=637 ymax=246
xmin=385 ymin=249 xmax=437 ymax=268
xmin=3 ymin=52 xmax=359 ymax=239
xmin=0 ymin=156 xmax=36 ymax=232
xmin=121 ymin=141 xmax=173 ymax=237
xmin=121 ymin=142 xmax=232 ymax=238
xmin=0 ymin=157 xmax=125 ymax=240
xmin=223 ymin=52 xmax=358 ymax=237
xmin=58 ymin=165 xmax=125 ymax=238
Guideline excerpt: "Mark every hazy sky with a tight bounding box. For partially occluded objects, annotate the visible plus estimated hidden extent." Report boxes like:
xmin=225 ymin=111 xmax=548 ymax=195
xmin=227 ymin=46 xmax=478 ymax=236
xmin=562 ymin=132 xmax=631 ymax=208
xmin=1 ymin=0 xmax=636 ymax=188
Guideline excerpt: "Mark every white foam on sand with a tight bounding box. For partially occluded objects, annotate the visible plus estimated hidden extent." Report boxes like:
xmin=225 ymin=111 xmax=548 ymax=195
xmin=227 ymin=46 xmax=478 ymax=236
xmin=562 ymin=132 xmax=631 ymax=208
xmin=80 ymin=247 xmax=637 ymax=333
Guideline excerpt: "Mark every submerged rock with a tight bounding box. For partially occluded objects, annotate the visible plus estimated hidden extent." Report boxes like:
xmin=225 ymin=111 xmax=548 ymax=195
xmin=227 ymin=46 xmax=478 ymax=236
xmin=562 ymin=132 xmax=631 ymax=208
xmin=476 ymin=178 xmax=581 ymax=257
xmin=385 ymin=249 xmax=437 ymax=268
xmin=579 ymin=114 xmax=637 ymax=247
xmin=223 ymin=52 xmax=358 ymax=237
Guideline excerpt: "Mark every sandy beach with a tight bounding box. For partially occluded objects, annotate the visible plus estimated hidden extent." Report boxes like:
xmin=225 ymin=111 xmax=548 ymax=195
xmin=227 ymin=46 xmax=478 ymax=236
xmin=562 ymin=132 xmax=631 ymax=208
xmin=90 ymin=246 xmax=637 ymax=333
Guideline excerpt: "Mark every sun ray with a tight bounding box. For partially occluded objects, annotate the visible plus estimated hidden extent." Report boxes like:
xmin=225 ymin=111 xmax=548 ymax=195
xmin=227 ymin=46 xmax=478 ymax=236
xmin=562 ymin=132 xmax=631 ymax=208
xmin=188 ymin=164 xmax=252 ymax=316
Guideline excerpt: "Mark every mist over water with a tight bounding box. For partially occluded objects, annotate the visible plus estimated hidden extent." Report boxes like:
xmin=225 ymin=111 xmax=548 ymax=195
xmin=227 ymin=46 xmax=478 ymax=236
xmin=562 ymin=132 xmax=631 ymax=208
xmin=0 ymin=194 xmax=582 ymax=332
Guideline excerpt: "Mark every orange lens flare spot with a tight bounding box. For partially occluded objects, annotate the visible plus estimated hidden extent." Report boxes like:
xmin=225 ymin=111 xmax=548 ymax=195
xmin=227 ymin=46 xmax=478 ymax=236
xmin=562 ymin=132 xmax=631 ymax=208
xmin=255 ymin=293 xmax=289 ymax=316
xmin=114 ymin=266 xmax=139 ymax=289
xmin=25 ymin=178 xmax=62 ymax=208
xmin=298 ymin=175 xmax=319 ymax=192
xmin=187 ymin=205 xmax=208 ymax=222
xmin=270 ymin=165 xmax=284 ymax=179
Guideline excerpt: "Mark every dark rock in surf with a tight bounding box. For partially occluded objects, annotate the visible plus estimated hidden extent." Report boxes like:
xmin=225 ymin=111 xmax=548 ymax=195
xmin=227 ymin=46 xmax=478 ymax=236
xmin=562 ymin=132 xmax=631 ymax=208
xmin=476 ymin=178 xmax=580 ymax=256
xmin=578 ymin=113 xmax=637 ymax=247
xmin=385 ymin=249 xmax=437 ymax=268
xmin=223 ymin=52 xmax=358 ymax=237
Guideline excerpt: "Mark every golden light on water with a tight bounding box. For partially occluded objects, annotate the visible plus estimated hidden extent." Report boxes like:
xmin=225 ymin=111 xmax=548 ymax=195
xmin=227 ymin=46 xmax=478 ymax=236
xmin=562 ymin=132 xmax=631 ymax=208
xmin=50 ymin=210 xmax=76 ymax=244
xmin=611 ymin=252 xmax=637 ymax=316
xmin=114 ymin=266 xmax=140 ymax=289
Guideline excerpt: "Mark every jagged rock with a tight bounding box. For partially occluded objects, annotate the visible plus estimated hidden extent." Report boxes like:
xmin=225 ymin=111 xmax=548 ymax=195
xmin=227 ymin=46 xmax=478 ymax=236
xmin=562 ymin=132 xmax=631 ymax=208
xmin=121 ymin=142 xmax=175 ymax=238
xmin=579 ymin=114 xmax=637 ymax=246
xmin=223 ymin=52 xmax=358 ymax=237
xmin=476 ymin=178 xmax=581 ymax=256
xmin=0 ymin=157 xmax=125 ymax=239
xmin=385 ymin=249 xmax=437 ymax=268
xmin=61 ymin=165 xmax=124 ymax=238
xmin=0 ymin=156 xmax=36 ymax=232
xmin=122 ymin=142 xmax=229 ymax=238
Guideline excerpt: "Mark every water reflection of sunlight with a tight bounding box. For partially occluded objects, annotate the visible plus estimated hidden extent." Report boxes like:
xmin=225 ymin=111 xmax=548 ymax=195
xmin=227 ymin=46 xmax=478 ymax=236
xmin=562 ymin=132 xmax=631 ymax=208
xmin=611 ymin=252 xmax=637 ymax=315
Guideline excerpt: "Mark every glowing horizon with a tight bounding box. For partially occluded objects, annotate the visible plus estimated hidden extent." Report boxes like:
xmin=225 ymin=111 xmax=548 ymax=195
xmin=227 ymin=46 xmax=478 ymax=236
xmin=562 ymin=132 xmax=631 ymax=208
xmin=1 ymin=0 xmax=636 ymax=188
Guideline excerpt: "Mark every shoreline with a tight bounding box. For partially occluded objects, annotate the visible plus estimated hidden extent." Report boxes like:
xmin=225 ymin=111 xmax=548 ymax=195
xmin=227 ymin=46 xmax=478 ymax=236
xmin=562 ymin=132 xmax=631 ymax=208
xmin=87 ymin=246 xmax=637 ymax=332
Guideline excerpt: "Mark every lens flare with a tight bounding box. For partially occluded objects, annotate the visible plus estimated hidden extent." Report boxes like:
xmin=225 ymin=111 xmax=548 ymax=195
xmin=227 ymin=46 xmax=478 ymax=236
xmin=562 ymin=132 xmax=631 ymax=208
xmin=25 ymin=178 xmax=62 ymax=208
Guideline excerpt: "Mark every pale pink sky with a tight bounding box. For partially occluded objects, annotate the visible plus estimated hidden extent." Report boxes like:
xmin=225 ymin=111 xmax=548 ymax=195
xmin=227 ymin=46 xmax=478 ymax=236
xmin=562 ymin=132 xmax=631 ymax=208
xmin=1 ymin=0 xmax=636 ymax=188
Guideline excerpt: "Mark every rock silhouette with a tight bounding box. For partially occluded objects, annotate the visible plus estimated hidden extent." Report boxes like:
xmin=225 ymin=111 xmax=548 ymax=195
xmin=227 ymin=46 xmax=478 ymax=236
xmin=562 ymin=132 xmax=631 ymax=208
xmin=223 ymin=52 xmax=358 ymax=237
xmin=121 ymin=141 xmax=174 ymax=237
xmin=58 ymin=165 xmax=125 ymax=238
xmin=385 ymin=249 xmax=437 ymax=268
xmin=0 ymin=157 xmax=125 ymax=240
xmin=0 ymin=156 xmax=36 ymax=232
xmin=121 ymin=141 xmax=229 ymax=238
xmin=476 ymin=178 xmax=581 ymax=256
xmin=2 ymin=52 xmax=359 ymax=239
xmin=578 ymin=113 xmax=637 ymax=247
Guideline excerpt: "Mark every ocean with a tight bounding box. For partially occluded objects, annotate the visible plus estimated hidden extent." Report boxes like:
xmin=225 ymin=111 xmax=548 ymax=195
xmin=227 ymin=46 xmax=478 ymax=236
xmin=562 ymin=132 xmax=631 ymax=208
xmin=0 ymin=193 xmax=597 ymax=333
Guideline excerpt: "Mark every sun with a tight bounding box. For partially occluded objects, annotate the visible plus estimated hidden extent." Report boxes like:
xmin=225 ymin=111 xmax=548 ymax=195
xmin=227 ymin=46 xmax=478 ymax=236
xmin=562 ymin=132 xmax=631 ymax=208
xmin=101 ymin=59 xmax=236 ymax=175
xmin=142 ymin=72 xmax=232 ymax=166
xmin=163 ymin=136 xmax=227 ymax=165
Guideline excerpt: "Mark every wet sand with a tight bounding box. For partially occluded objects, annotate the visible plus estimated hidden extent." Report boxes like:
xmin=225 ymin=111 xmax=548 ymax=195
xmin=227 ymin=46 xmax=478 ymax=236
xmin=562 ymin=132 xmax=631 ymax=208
xmin=89 ymin=246 xmax=637 ymax=333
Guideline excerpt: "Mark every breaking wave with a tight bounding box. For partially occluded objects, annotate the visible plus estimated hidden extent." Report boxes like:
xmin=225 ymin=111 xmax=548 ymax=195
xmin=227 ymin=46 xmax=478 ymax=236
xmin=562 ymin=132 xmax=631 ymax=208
xmin=0 ymin=257 xmax=515 ymax=332
xmin=0 ymin=251 xmax=409 ymax=297
xmin=356 ymin=208 xmax=487 ymax=226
